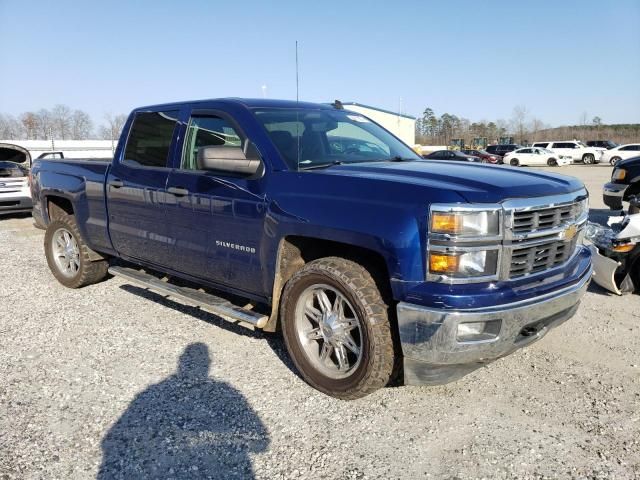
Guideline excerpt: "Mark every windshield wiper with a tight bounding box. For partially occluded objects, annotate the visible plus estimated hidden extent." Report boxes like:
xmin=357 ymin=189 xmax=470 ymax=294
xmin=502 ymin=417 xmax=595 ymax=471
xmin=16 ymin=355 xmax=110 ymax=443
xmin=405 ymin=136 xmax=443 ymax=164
xmin=299 ymin=160 xmax=344 ymax=170
xmin=387 ymin=156 xmax=416 ymax=162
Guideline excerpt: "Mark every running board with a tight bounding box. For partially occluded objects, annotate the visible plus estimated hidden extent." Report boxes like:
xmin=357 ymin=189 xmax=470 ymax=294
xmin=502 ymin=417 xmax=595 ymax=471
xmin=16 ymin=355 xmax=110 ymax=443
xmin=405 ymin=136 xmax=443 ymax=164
xmin=108 ymin=266 xmax=268 ymax=330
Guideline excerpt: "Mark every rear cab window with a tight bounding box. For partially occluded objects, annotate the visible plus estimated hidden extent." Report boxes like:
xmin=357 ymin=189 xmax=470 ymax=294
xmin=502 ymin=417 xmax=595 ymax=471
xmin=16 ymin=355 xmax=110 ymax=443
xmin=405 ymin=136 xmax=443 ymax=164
xmin=122 ymin=111 xmax=179 ymax=168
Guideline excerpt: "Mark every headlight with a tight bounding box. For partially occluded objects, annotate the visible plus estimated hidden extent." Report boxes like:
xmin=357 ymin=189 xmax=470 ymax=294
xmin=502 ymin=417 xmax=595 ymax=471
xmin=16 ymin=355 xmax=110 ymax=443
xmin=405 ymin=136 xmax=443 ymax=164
xmin=429 ymin=249 xmax=498 ymax=278
xmin=431 ymin=210 xmax=500 ymax=237
xmin=574 ymin=197 xmax=589 ymax=218
xmin=612 ymin=168 xmax=626 ymax=181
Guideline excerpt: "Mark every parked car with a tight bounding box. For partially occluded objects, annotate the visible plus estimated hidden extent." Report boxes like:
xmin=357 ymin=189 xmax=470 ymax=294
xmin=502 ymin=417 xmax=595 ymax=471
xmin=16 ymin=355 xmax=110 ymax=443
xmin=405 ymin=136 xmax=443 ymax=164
xmin=601 ymin=144 xmax=640 ymax=166
xmin=0 ymin=143 xmax=32 ymax=215
xmin=587 ymin=140 xmax=618 ymax=150
xmin=532 ymin=141 xmax=603 ymax=164
xmin=503 ymin=147 xmax=571 ymax=167
xmin=461 ymin=149 xmax=500 ymax=164
xmin=30 ymin=98 xmax=592 ymax=399
xmin=603 ymin=155 xmax=640 ymax=210
xmin=422 ymin=150 xmax=481 ymax=162
xmin=486 ymin=144 xmax=522 ymax=158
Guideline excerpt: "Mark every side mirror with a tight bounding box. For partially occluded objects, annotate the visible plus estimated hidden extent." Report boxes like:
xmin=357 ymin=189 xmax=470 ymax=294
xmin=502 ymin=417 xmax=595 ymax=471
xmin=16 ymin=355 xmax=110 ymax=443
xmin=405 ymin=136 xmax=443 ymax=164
xmin=196 ymin=142 xmax=262 ymax=176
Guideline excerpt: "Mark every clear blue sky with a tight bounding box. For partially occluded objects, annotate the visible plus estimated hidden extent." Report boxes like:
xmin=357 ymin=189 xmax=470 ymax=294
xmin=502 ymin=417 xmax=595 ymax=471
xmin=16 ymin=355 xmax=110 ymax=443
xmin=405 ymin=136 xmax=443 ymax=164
xmin=1 ymin=0 xmax=639 ymax=126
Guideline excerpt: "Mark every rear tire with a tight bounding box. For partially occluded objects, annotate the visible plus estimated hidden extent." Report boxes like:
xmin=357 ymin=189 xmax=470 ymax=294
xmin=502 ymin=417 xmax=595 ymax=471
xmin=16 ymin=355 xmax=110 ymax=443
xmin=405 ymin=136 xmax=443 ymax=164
xmin=582 ymin=154 xmax=595 ymax=164
xmin=547 ymin=158 xmax=558 ymax=167
xmin=610 ymin=156 xmax=621 ymax=166
xmin=280 ymin=257 xmax=395 ymax=399
xmin=44 ymin=215 xmax=109 ymax=288
xmin=509 ymin=158 xmax=519 ymax=166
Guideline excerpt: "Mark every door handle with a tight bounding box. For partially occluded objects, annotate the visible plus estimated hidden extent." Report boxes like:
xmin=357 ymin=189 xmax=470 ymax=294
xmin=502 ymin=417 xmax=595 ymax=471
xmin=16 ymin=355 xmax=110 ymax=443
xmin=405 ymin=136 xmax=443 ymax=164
xmin=168 ymin=187 xmax=189 ymax=197
xmin=109 ymin=179 xmax=124 ymax=188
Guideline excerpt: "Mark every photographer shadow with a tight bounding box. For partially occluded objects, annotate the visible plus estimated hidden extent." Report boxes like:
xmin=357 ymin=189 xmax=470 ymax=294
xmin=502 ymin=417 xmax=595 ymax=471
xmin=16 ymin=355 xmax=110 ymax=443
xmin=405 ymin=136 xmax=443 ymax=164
xmin=98 ymin=343 xmax=269 ymax=479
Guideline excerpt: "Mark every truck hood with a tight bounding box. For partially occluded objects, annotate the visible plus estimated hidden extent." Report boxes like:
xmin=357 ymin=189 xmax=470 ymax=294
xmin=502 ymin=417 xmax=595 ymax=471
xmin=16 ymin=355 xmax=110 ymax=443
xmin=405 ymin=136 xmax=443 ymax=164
xmin=320 ymin=160 xmax=584 ymax=203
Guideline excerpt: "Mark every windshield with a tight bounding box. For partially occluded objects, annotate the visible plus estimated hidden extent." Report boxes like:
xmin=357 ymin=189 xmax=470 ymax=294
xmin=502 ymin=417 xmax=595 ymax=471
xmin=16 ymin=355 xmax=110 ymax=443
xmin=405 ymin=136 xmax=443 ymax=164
xmin=253 ymin=108 xmax=421 ymax=170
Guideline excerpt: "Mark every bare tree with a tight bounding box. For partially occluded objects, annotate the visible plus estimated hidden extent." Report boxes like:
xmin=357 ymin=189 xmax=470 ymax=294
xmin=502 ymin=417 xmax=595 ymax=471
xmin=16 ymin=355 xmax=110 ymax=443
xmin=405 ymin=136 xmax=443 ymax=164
xmin=71 ymin=110 xmax=93 ymax=140
xmin=21 ymin=112 xmax=38 ymax=140
xmin=529 ymin=117 xmax=545 ymax=142
xmin=51 ymin=104 xmax=73 ymax=140
xmin=0 ymin=114 xmax=24 ymax=139
xmin=99 ymin=113 xmax=128 ymax=144
xmin=36 ymin=109 xmax=54 ymax=139
xmin=510 ymin=106 xmax=529 ymax=144
xmin=579 ymin=111 xmax=589 ymax=126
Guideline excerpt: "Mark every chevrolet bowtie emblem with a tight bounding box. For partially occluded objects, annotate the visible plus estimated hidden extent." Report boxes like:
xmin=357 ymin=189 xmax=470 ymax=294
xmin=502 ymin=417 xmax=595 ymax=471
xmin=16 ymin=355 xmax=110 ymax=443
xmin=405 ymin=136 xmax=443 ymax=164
xmin=561 ymin=224 xmax=578 ymax=241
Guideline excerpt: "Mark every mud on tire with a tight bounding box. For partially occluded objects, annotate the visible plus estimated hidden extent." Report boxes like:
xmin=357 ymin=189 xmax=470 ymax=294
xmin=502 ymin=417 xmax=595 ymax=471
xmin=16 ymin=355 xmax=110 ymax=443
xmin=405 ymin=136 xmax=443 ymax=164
xmin=280 ymin=257 xmax=395 ymax=400
xmin=44 ymin=214 xmax=109 ymax=288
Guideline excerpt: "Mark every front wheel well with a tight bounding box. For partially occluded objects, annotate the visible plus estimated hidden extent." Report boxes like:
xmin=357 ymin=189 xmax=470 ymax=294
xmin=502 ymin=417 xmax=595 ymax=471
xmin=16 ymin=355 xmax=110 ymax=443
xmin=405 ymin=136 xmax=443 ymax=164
xmin=624 ymin=182 xmax=640 ymax=201
xmin=264 ymin=236 xmax=392 ymax=332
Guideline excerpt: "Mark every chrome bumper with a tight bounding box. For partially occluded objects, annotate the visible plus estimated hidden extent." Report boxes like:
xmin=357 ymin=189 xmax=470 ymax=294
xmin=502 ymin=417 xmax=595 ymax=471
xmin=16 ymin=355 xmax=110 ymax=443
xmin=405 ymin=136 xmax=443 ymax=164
xmin=603 ymin=182 xmax=628 ymax=210
xmin=397 ymin=266 xmax=592 ymax=385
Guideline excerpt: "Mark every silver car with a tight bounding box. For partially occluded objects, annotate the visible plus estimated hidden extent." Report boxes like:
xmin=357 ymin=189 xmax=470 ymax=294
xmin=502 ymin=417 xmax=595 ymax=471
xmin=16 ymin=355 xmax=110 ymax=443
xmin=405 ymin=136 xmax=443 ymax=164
xmin=0 ymin=143 xmax=32 ymax=215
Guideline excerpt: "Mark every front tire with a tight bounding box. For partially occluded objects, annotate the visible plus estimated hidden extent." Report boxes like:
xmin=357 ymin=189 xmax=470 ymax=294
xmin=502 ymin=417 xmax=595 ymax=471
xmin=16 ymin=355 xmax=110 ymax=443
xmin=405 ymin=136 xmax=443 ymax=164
xmin=44 ymin=215 xmax=109 ymax=288
xmin=583 ymin=153 xmax=595 ymax=164
xmin=547 ymin=158 xmax=558 ymax=166
xmin=280 ymin=257 xmax=395 ymax=399
xmin=509 ymin=158 xmax=519 ymax=166
xmin=610 ymin=156 xmax=621 ymax=166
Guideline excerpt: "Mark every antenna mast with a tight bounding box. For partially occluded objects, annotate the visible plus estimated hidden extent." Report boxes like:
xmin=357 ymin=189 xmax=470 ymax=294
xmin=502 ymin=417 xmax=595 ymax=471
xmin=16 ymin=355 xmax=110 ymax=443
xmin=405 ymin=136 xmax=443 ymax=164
xmin=295 ymin=40 xmax=300 ymax=171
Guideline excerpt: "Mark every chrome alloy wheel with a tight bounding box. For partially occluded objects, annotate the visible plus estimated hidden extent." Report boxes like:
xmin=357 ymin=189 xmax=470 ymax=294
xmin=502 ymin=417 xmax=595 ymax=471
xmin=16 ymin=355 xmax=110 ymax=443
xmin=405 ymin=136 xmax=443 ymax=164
xmin=294 ymin=284 xmax=363 ymax=379
xmin=51 ymin=228 xmax=80 ymax=278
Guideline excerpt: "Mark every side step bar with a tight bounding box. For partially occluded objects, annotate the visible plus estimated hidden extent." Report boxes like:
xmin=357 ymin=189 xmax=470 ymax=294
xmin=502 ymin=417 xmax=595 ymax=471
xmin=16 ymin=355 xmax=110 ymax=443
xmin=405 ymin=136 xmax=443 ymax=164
xmin=108 ymin=266 xmax=268 ymax=330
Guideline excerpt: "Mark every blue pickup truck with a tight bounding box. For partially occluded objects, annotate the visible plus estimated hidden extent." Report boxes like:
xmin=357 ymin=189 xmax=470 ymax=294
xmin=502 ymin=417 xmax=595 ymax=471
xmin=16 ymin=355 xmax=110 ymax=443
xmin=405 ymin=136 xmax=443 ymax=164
xmin=31 ymin=98 xmax=592 ymax=399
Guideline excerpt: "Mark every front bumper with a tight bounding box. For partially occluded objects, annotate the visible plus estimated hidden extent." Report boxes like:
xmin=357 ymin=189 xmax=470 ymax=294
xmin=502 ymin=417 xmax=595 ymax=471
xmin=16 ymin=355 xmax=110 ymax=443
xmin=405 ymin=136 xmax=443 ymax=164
xmin=603 ymin=182 xmax=628 ymax=210
xmin=0 ymin=180 xmax=32 ymax=214
xmin=397 ymin=264 xmax=592 ymax=385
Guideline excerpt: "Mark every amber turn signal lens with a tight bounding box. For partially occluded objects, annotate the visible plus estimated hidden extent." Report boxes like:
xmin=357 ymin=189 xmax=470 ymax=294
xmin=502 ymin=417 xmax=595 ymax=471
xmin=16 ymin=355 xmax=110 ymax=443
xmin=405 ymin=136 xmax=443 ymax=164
xmin=429 ymin=253 xmax=460 ymax=273
xmin=612 ymin=243 xmax=635 ymax=252
xmin=431 ymin=213 xmax=462 ymax=233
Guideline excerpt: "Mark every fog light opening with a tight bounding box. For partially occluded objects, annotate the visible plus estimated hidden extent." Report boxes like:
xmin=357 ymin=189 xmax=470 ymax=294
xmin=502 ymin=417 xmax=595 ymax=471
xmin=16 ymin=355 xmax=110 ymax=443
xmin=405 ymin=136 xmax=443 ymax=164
xmin=457 ymin=319 xmax=501 ymax=342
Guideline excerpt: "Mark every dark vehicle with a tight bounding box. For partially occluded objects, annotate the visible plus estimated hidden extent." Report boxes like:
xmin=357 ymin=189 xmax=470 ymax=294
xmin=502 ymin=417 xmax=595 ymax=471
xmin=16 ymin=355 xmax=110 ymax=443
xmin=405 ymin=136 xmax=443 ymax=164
xmin=603 ymin=155 xmax=640 ymax=210
xmin=422 ymin=150 xmax=481 ymax=162
xmin=37 ymin=151 xmax=65 ymax=159
xmin=461 ymin=149 xmax=500 ymax=164
xmin=30 ymin=98 xmax=592 ymax=399
xmin=486 ymin=144 xmax=522 ymax=158
xmin=587 ymin=140 xmax=618 ymax=150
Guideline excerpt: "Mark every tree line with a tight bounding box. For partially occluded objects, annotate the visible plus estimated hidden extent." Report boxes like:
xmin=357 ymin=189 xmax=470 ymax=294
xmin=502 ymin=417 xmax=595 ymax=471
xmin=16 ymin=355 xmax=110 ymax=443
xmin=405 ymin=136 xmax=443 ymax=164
xmin=416 ymin=106 xmax=640 ymax=145
xmin=0 ymin=105 xmax=127 ymax=142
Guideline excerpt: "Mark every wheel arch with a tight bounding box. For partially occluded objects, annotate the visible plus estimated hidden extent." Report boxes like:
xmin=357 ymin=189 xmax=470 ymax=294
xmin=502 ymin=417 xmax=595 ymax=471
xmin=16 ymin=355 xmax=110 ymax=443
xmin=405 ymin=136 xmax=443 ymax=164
xmin=45 ymin=194 xmax=75 ymax=221
xmin=263 ymin=235 xmax=393 ymax=332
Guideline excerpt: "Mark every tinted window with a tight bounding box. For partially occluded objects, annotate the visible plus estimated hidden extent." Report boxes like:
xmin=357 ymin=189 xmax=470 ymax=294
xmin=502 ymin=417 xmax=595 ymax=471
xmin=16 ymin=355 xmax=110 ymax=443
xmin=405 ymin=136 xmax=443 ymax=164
xmin=551 ymin=142 xmax=573 ymax=149
xmin=254 ymin=108 xmax=419 ymax=169
xmin=123 ymin=111 xmax=179 ymax=167
xmin=533 ymin=143 xmax=548 ymax=148
xmin=181 ymin=116 xmax=242 ymax=170
xmin=620 ymin=145 xmax=640 ymax=151
xmin=519 ymin=148 xmax=533 ymax=154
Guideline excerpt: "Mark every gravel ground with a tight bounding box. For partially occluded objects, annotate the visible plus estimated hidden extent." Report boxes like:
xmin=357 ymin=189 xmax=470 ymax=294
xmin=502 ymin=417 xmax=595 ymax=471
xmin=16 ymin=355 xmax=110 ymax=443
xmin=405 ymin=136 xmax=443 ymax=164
xmin=1 ymin=166 xmax=639 ymax=479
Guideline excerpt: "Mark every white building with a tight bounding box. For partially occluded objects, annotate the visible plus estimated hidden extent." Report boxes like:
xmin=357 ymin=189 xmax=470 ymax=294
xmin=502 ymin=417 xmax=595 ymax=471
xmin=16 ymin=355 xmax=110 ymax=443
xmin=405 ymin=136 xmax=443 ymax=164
xmin=0 ymin=140 xmax=114 ymax=163
xmin=340 ymin=102 xmax=416 ymax=146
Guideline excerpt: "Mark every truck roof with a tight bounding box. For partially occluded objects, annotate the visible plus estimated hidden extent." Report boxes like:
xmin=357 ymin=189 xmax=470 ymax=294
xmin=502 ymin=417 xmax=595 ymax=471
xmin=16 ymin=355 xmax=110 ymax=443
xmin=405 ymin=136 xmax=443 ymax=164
xmin=134 ymin=98 xmax=336 ymax=113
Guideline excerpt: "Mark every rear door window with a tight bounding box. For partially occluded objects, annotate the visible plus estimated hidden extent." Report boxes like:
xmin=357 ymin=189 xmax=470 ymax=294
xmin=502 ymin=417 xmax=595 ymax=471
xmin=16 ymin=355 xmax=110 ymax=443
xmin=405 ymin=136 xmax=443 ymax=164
xmin=123 ymin=111 xmax=179 ymax=168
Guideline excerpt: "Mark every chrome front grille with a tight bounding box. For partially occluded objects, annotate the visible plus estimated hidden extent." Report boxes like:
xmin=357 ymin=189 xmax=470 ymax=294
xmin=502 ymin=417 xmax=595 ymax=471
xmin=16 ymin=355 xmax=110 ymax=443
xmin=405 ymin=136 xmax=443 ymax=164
xmin=504 ymin=193 xmax=587 ymax=280
xmin=509 ymin=237 xmax=578 ymax=278
xmin=512 ymin=204 xmax=578 ymax=233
